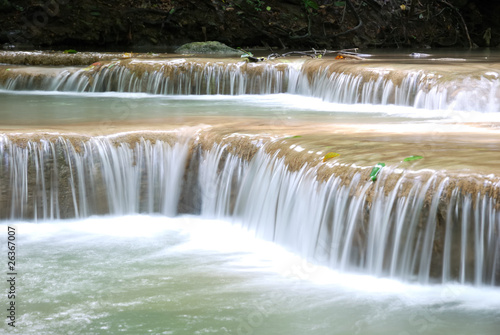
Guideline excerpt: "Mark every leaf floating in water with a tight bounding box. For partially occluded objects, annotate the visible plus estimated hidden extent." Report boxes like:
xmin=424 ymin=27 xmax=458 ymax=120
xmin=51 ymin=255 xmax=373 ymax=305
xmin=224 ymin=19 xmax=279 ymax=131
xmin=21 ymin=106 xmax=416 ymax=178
xmin=107 ymin=62 xmax=119 ymax=70
xmin=323 ymin=152 xmax=340 ymax=162
xmin=284 ymin=135 xmax=302 ymax=139
xmin=403 ymin=155 xmax=423 ymax=162
xmin=370 ymin=162 xmax=385 ymax=181
xmin=63 ymin=49 xmax=77 ymax=54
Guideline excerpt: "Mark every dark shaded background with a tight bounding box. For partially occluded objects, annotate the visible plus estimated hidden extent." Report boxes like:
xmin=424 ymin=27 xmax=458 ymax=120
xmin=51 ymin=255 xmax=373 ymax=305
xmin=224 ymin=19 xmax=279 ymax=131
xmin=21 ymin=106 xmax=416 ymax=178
xmin=0 ymin=0 xmax=497 ymax=51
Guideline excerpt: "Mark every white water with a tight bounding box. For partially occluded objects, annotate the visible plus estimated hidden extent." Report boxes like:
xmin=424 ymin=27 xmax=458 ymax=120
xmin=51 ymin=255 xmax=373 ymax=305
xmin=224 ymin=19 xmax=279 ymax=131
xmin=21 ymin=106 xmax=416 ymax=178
xmin=2 ymin=58 xmax=500 ymax=113
xmin=1 ymin=133 xmax=499 ymax=286
xmin=1 ymin=215 xmax=500 ymax=334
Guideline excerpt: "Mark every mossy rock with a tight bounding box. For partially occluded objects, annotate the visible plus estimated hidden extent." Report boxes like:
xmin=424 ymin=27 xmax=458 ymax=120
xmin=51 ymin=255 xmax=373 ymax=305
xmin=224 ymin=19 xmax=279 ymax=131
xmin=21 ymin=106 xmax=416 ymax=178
xmin=175 ymin=41 xmax=244 ymax=56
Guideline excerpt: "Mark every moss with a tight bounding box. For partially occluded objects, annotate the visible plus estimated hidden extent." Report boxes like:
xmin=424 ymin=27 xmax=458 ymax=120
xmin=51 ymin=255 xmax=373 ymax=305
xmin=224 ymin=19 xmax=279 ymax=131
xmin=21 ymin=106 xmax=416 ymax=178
xmin=175 ymin=41 xmax=244 ymax=56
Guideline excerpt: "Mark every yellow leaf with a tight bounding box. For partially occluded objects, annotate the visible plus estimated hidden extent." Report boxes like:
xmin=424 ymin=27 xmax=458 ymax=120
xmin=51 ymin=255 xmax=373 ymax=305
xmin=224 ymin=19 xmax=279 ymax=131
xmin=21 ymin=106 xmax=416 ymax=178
xmin=323 ymin=152 xmax=340 ymax=162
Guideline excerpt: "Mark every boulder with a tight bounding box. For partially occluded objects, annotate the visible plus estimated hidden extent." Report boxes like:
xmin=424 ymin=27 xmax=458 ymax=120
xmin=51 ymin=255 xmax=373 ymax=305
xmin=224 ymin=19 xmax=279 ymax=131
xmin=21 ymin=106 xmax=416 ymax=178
xmin=175 ymin=41 xmax=244 ymax=56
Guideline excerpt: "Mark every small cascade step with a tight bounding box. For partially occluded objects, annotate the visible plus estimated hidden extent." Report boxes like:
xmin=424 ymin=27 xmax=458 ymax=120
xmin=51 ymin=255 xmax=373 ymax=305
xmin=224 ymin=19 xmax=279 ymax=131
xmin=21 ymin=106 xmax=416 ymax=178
xmin=1 ymin=57 xmax=500 ymax=112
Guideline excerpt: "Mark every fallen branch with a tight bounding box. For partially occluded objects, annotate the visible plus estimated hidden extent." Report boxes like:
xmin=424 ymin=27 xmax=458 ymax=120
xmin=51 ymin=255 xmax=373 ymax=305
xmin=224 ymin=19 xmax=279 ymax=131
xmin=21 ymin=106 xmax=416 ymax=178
xmin=266 ymin=48 xmax=362 ymax=60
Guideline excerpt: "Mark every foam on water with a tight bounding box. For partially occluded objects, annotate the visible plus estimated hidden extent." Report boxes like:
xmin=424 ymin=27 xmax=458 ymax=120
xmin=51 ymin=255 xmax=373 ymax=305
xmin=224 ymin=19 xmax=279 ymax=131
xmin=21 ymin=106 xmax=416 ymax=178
xmin=4 ymin=215 xmax=500 ymax=312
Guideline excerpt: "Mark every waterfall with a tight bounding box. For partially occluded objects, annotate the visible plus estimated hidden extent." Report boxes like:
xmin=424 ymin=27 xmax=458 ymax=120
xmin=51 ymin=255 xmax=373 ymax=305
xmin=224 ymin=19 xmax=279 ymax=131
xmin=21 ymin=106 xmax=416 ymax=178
xmin=1 ymin=133 xmax=499 ymax=286
xmin=2 ymin=58 xmax=500 ymax=112
xmin=0 ymin=59 xmax=296 ymax=95
xmin=0 ymin=134 xmax=190 ymax=219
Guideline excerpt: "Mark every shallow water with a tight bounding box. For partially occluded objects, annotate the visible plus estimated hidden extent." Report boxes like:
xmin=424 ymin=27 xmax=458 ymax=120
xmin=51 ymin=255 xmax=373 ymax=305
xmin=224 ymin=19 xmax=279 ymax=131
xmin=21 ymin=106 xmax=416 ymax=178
xmin=1 ymin=215 xmax=499 ymax=335
xmin=0 ymin=90 xmax=430 ymax=125
xmin=3 ymin=90 xmax=500 ymax=128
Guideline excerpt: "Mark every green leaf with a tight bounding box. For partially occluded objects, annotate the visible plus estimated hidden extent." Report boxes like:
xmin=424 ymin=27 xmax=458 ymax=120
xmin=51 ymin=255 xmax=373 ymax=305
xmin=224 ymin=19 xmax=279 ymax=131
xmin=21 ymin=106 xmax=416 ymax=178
xmin=63 ymin=49 xmax=77 ymax=54
xmin=403 ymin=155 xmax=423 ymax=162
xmin=303 ymin=0 xmax=319 ymax=10
xmin=370 ymin=163 xmax=385 ymax=181
xmin=266 ymin=6 xmax=271 ymax=11
xmin=323 ymin=152 xmax=340 ymax=162
xmin=284 ymin=135 xmax=302 ymax=139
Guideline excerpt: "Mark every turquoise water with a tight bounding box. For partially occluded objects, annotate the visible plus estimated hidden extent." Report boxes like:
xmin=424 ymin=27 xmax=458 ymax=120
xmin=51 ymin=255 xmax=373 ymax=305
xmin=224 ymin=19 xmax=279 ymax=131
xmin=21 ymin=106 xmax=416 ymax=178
xmin=3 ymin=90 xmax=494 ymax=128
xmin=2 ymin=215 xmax=500 ymax=335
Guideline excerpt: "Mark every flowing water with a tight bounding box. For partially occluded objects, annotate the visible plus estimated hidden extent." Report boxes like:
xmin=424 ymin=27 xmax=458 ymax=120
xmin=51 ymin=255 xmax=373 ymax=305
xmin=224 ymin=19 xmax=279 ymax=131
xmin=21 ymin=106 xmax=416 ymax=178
xmin=1 ymin=52 xmax=500 ymax=334
xmin=2 ymin=216 xmax=500 ymax=335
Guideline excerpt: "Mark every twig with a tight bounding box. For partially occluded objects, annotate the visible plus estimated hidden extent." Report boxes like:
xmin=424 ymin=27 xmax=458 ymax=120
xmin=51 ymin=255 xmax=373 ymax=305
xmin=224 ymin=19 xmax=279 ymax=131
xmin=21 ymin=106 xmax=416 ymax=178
xmin=268 ymin=48 xmax=361 ymax=60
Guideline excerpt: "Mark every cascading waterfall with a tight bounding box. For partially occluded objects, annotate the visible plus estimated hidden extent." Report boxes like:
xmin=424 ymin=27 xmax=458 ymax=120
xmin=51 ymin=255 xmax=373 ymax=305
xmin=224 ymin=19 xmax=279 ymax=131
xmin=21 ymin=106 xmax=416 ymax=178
xmin=2 ymin=58 xmax=500 ymax=111
xmin=0 ymin=135 xmax=190 ymax=219
xmin=0 ymin=59 xmax=295 ymax=95
xmin=2 ymin=50 xmax=500 ymax=335
xmin=290 ymin=60 xmax=500 ymax=112
xmin=198 ymin=142 xmax=247 ymax=218
xmin=1 ymin=134 xmax=498 ymax=286
xmin=229 ymin=149 xmax=499 ymax=286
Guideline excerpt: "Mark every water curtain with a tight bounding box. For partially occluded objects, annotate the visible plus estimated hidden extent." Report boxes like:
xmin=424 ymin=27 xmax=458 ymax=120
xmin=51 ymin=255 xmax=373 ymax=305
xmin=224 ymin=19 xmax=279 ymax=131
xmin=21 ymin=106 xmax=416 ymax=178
xmin=1 ymin=134 xmax=498 ymax=286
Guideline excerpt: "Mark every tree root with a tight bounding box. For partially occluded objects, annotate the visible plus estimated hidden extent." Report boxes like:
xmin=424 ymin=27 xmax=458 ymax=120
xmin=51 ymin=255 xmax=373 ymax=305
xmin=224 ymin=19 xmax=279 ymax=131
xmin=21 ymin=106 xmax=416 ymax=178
xmin=437 ymin=0 xmax=473 ymax=48
xmin=331 ymin=0 xmax=363 ymax=37
xmin=289 ymin=11 xmax=312 ymax=40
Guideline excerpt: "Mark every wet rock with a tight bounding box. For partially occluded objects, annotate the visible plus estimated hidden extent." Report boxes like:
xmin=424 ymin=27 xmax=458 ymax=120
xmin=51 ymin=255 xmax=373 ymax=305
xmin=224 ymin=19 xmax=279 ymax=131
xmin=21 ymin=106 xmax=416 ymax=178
xmin=175 ymin=41 xmax=244 ymax=56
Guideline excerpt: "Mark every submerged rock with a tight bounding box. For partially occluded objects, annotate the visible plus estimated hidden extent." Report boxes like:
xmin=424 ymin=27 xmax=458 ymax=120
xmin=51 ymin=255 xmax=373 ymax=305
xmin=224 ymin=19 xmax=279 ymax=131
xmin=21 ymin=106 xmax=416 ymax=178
xmin=175 ymin=41 xmax=244 ymax=56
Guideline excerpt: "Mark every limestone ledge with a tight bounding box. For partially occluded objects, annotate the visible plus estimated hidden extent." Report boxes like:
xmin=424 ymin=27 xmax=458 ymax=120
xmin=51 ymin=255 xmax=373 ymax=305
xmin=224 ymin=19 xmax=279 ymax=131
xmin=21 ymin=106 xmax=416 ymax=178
xmin=2 ymin=128 xmax=500 ymax=212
